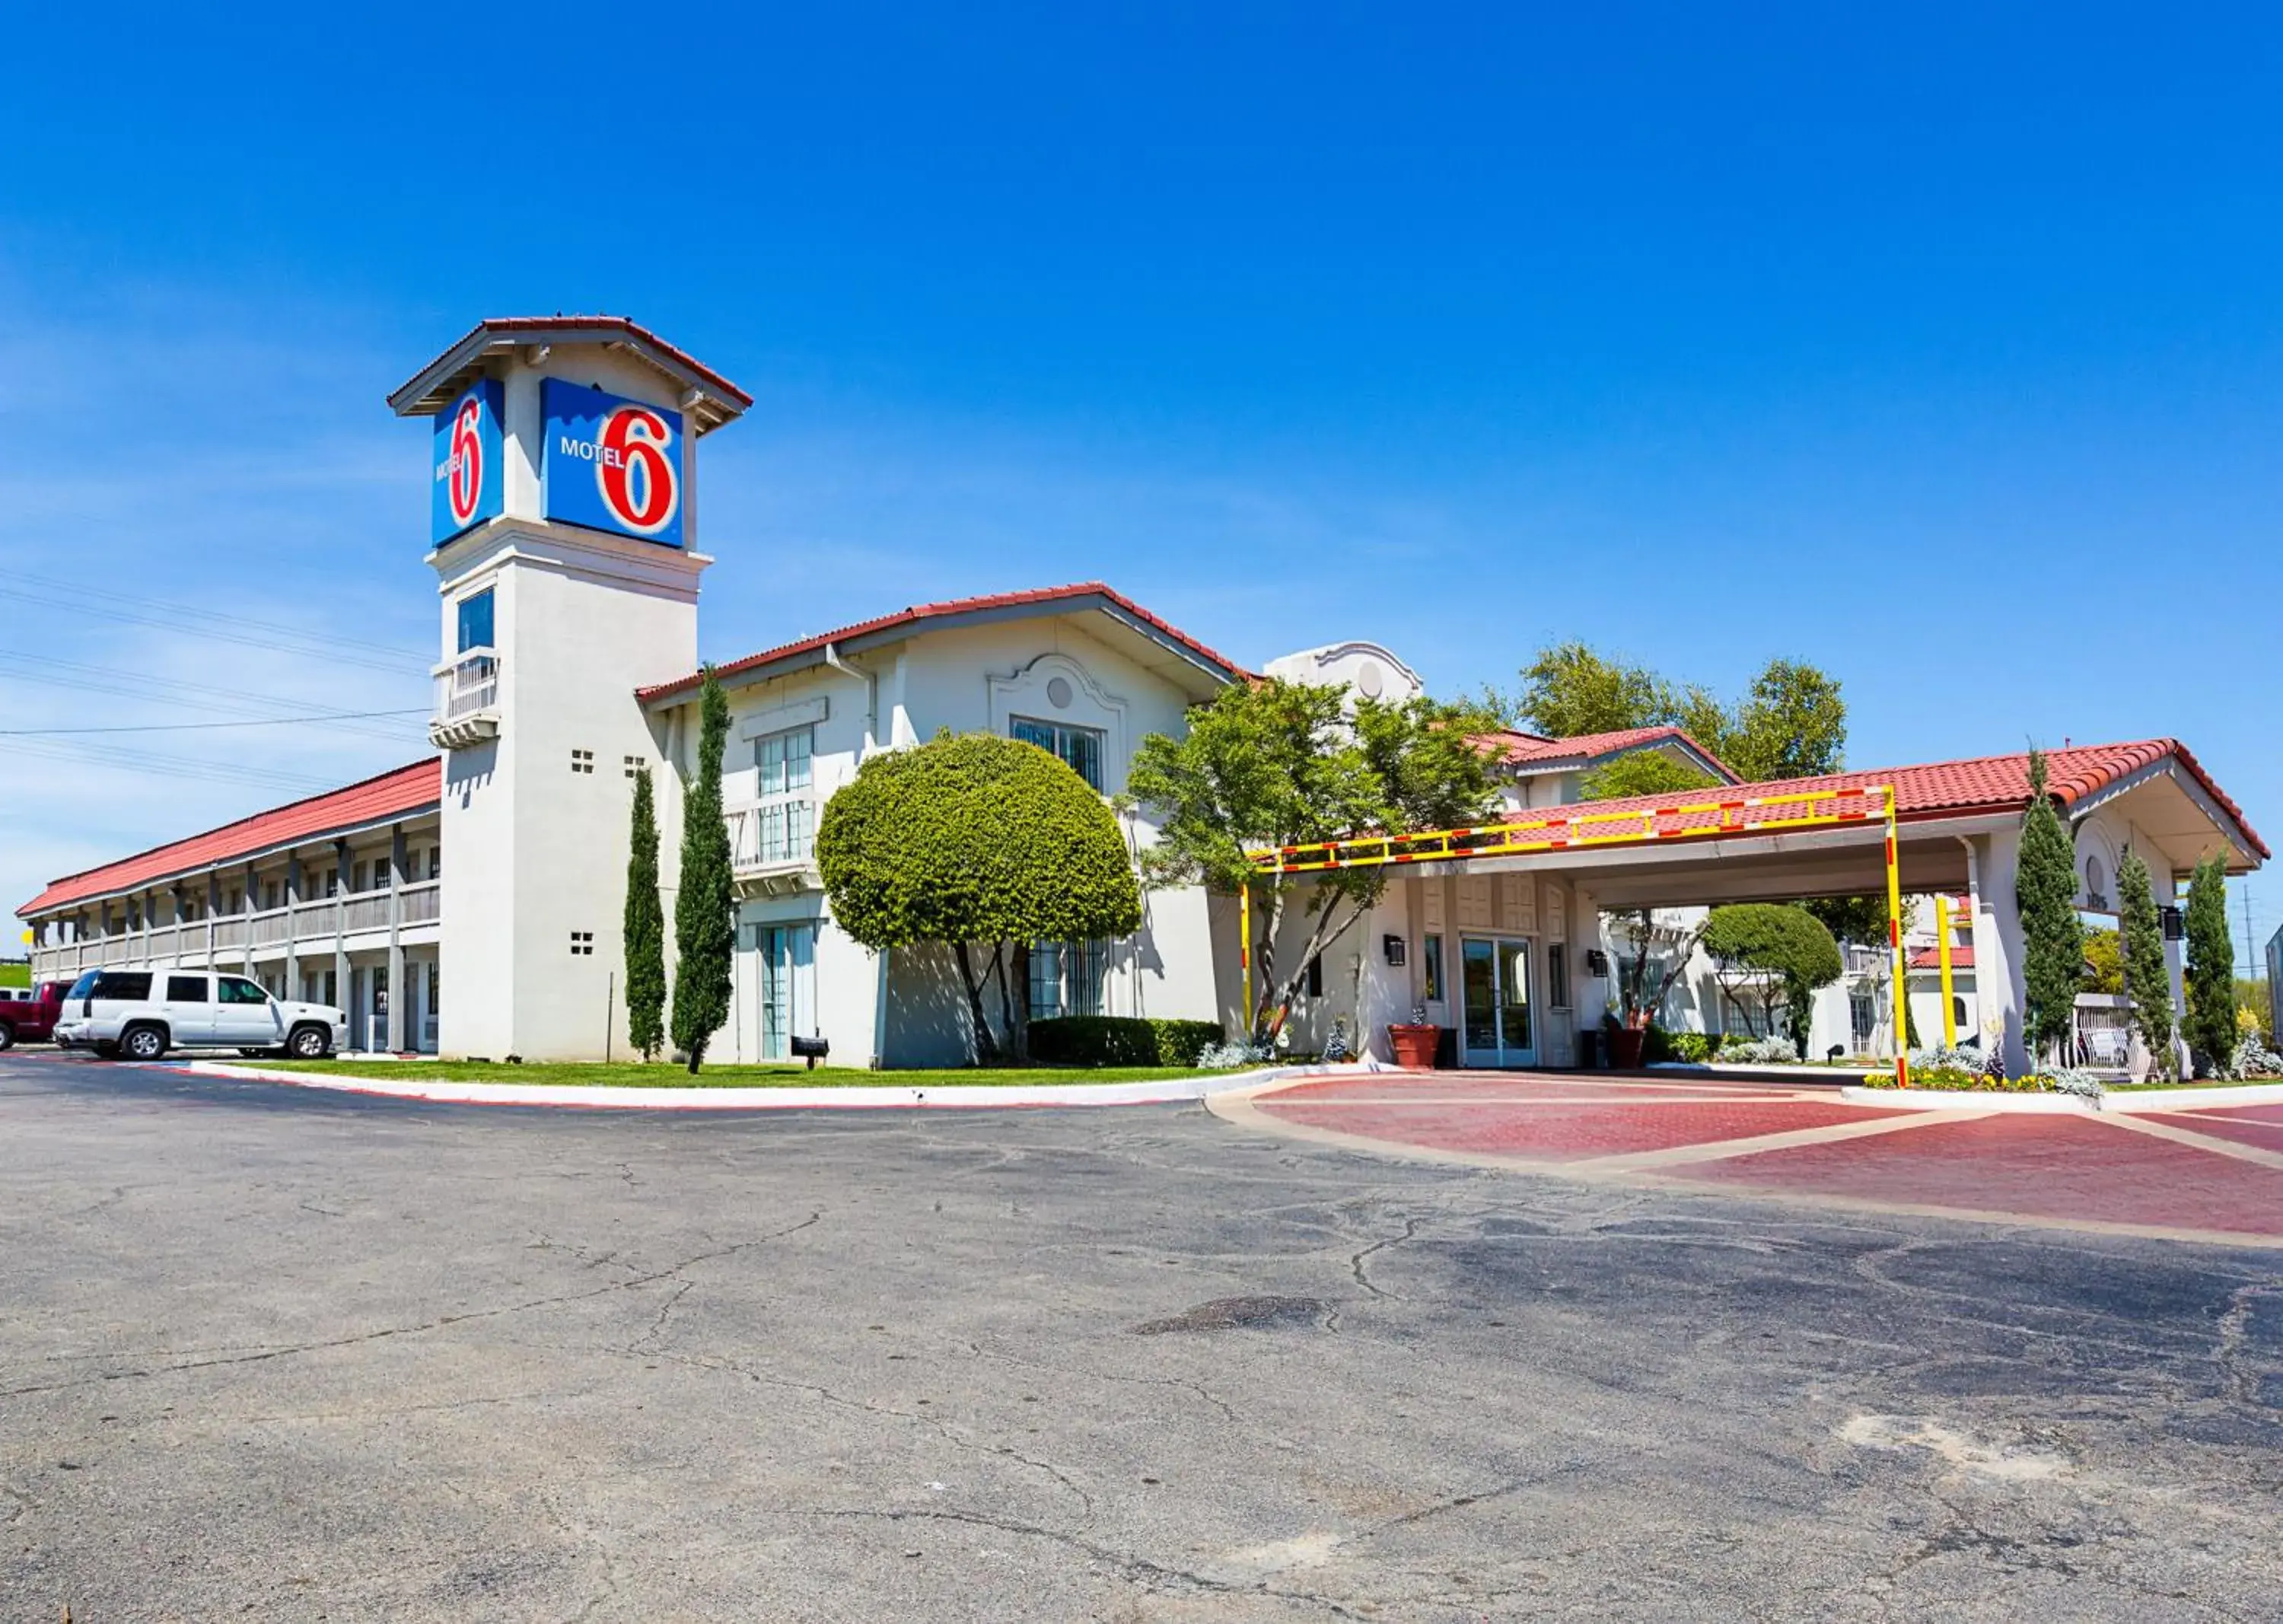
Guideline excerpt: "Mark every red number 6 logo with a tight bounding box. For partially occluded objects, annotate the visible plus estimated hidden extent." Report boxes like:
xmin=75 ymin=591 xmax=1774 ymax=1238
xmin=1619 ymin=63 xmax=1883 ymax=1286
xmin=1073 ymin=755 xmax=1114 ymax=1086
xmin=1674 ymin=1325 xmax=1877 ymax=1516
xmin=598 ymin=406 xmax=678 ymax=533
xmin=448 ymin=396 xmax=485 ymax=525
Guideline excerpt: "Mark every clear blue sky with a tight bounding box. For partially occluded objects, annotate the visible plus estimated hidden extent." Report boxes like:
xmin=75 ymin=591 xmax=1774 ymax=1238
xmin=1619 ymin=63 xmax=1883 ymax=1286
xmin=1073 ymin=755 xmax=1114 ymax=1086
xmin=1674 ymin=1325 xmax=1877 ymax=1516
xmin=4 ymin=5 xmax=2279 ymax=965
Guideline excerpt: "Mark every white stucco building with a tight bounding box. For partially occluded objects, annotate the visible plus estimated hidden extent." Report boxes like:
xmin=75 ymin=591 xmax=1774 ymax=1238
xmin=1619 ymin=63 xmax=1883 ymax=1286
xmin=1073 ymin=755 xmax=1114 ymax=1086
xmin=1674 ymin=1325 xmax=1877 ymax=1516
xmin=18 ymin=318 xmax=2270 ymax=1076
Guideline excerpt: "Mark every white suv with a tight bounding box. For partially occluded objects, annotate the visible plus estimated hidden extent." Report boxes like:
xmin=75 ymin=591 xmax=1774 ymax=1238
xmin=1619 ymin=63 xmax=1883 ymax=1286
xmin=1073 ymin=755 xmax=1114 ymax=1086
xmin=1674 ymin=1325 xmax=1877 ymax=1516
xmin=56 ymin=970 xmax=348 ymax=1062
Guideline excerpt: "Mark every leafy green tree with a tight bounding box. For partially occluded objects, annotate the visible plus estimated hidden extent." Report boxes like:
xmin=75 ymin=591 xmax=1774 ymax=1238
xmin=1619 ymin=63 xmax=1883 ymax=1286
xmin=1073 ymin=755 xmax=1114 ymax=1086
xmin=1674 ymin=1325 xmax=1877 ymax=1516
xmin=1700 ymin=903 xmax=1844 ymax=1054
xmin=1718 ymin=660 xmax=1847 ymax=782
xmin=2015 ymin=749 xmax=2084 ymax=1064
xmin=670 ymin=670 xmax=736 ymax=1072
xmin=1505 ymin=643 xmax=1692 ymax=740
xmin=622 ymin=766 xmax=666 ymax=1062
xmin=1498 ymin=642 xmax=1845 ymax=782
xmin=818 ymin=731 xmax=1142 ymax=1065
xmin=1127 ymin=681 xmax=1496 ymax=1042
xmin=2117 ymin=845 xmax=2174 ymax=1078
xmin=2183 ymin=854 xmax=2235 ymax=1075
xmin=2081 ymin=926 xmax=2123 ymax=995
xmin=1577 ymin=752 xmax=1717 ymax=801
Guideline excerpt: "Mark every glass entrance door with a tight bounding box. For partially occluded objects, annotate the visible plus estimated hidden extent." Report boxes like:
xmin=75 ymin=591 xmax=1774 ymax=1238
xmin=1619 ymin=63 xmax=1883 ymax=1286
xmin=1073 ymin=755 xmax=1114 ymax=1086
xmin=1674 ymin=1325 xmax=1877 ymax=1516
xmin=1459 ymin=936 xmax=1536 ymax=1067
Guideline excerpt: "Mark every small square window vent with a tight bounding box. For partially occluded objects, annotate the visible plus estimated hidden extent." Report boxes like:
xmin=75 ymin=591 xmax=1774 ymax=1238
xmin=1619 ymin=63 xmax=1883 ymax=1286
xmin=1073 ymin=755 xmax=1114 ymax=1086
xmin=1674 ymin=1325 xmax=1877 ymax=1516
xmin=570 ymin=931 xmax=595 ymax=957
xmin=571 ymin=749 xmax=595 ymax=775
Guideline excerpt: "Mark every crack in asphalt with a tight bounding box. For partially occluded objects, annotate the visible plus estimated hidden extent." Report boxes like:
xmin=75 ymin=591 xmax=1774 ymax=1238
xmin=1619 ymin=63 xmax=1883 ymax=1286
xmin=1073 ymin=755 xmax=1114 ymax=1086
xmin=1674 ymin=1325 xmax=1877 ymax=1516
xmin=0 ymin=1212 xmax=826 ymax=1400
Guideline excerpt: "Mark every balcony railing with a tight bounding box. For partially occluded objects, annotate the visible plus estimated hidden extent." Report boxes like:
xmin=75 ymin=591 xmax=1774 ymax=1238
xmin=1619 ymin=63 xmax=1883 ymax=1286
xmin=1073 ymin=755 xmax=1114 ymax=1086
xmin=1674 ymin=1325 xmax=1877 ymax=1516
xmin=27 ymin=884 xmax=446 ymax=982
xmin=430 ymin=649 xmax=502 ymax=749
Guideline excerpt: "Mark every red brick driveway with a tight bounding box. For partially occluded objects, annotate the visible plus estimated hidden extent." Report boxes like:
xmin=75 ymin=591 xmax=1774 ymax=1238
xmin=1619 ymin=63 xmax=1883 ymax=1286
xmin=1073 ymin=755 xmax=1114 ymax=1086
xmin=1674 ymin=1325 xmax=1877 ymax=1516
xmin=1214 ymin=1072 xmax=2283 ymax=1247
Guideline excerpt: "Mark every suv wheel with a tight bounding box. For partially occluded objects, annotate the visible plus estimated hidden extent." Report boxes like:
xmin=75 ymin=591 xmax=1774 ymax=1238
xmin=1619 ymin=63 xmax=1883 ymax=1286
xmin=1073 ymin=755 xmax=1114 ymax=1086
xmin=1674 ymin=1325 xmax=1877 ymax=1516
xmin=120 ymin=1024 xmax=169 ymax=1062
xmin=0 ymin=1022 xmax=14 ymax=1052
xmin=287 ymin=1024 xmax=330 ymax=1059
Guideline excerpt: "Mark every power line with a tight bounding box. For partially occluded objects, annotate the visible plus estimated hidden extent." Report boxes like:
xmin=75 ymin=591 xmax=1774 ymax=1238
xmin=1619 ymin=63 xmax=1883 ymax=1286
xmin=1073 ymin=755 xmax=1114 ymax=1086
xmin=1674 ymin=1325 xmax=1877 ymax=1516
xmin=0 ymin=736 xmax=349 ymax=794
xmin=0 ymin=567 xmax=427 ymax=663
xmin=0 ymin=584 xmax=421 ymax=677
xmin=0 ymin=709 xmax=427 ymax=737
xmin=0 ymin=648 xmax=424 ymax=744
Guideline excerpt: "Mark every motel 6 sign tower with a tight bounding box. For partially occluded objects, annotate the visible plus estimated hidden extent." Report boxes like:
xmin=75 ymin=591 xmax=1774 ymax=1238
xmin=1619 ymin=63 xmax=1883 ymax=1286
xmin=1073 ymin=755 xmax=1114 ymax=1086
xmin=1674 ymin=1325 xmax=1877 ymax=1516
xmin=388 ymin=319 xmax=751 ymax=1062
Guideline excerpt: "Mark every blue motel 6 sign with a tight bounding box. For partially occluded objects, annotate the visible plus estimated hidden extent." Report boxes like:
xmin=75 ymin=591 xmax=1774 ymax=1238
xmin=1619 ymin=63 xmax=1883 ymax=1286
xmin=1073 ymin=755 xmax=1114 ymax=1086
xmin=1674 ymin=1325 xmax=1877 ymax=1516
xmin=541 ymin=379 xmax=686 ymax=547
xmin=430 ymin=379 xmax=505 ymax=546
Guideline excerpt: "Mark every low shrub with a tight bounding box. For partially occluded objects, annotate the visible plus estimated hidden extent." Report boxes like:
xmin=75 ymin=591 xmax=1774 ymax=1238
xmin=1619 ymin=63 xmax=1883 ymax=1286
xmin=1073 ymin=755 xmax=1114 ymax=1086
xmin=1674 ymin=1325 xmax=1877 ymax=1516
xmin=1909 ymin=1044 xmax=1985 ymax=1073
xmin=1027 ymin=1016 xmax=1226 ymax=1068
xmin=2229 ymin=1035 xmax=2283 ymax=1079
xmin=1650 ymin=1030 xmax=1722 ymax=1064
xmin=1721 ymin=1036 xmax=1800 ymax=1065
xmin=1195 ymin=1039 xmax=1272 ymax=1069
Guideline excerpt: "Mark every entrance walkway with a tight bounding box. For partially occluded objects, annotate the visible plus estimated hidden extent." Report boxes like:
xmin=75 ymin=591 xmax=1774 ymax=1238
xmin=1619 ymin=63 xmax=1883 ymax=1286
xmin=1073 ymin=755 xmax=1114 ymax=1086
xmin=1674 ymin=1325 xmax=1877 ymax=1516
xmin=1214 ymin=1072 xmax=2283 ymax=1247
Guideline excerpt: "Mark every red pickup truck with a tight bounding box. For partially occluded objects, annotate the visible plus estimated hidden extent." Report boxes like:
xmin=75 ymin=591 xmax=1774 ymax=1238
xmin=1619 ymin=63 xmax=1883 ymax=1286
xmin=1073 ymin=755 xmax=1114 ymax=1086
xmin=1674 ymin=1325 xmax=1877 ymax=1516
xmin=0 ymin=981 xmax=73 ymax=1049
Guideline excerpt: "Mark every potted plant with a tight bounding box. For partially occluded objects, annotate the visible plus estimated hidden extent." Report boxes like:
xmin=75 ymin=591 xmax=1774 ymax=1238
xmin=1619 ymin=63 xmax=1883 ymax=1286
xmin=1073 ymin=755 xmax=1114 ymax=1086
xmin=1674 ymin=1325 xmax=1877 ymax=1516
xmin=1387 ymin=1002 xmax=1441 ymax=1069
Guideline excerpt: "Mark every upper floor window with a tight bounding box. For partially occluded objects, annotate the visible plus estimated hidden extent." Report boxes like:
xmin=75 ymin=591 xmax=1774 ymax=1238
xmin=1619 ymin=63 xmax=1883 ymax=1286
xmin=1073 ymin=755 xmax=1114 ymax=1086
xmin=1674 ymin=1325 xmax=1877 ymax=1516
xmin=753 ymin=725 xmax=815 ymax=863
xmin=1011 ymin=717 xmax=1104 ymax=791
xmin=456 ymin=588 xmax=495 ymax=654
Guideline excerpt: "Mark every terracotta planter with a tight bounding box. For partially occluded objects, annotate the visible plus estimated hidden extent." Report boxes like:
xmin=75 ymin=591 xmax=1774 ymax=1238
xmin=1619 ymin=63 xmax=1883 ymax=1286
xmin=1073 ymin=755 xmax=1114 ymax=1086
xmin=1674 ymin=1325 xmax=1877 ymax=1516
xmin=1607 ymin=1027 xmax=1648 ymax=1069
xmin=1387 ymin=1024 xmax=1442 ymax=1070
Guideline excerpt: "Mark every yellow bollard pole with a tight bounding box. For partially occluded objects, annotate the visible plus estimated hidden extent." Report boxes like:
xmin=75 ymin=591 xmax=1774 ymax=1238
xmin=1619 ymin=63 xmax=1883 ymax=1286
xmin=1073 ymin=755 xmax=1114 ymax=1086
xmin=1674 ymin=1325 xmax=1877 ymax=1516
xmin=1886 ymin=786 xmax=1909 ymax=1087
xmin=1239 ymin=880 xmax=1253 ymax=1042
xmin=1936 ymin=893 xmax=1958 ymax=1049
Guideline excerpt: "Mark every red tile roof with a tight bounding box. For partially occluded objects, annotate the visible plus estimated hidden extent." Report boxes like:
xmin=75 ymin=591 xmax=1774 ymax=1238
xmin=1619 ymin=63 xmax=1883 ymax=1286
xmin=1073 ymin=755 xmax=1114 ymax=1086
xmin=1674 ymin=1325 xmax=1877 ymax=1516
xmin=1491 ymin=725 xmax=1738 ymax=780
xmin=638 ymin=581 xmax=1251 ymax=703
xmin=20 ymin=759 xmax=441 ymax=916
xmin=386 ymin=316 xmax=753 ymax=430
xmin=1909 ymin=945 xmax=1976 ymax=970
xmin=1504 ymin=738 xmax=2268 ymax=859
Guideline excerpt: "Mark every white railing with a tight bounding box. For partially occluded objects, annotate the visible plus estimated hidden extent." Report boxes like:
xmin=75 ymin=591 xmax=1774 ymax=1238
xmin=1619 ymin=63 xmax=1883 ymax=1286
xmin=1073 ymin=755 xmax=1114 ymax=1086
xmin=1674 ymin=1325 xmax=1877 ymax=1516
xmin=34 ymin=888 xmax=444 ymax=977
xmin=724 ymin=802 xmax=816 ymax=873
xmin=436 ymin=649 xmax=499 ymax=721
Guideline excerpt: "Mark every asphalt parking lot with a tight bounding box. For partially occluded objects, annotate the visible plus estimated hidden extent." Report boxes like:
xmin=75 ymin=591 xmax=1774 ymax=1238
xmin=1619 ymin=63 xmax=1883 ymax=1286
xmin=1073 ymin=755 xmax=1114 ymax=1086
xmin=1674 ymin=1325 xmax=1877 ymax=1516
xmin=3 ymin=1051 xmax=2280 ymax=1622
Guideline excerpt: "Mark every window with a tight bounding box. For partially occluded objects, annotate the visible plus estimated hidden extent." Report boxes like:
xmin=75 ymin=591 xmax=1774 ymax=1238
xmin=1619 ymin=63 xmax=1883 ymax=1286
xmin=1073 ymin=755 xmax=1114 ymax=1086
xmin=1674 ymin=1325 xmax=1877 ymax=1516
xmin=89 ymin=972 xmax=152 ymax=1001
xmin=1547 ymin=943 xmax=1570 ymax=1010
xmin=571 ymin=749 xmax=595 ymax=775
xmin=219 ymin=976 xmax=269 ymax=1006
xmin=1011 ymin=717 xmax=1104 ymax=791
xmin=570 ymin=931 xmax=595 ymax=957
xmin=625 ymin=755 xmax=645 ymax=779
xmin=1422 ymin=935 xmax=1445 ymax=1002
xmin=263 ymin=881 xmax=280 ymax=911
xmin=1029 ymin=939 xmax=1106 ymax=1020
xmin=428 ymin=847 xmax=441 ymax=880
xmin=1953 ymin=995 xmax=1969 ymax=1032
xmin=164 ymin=974 xmax=209 ymax=1003
xmin=753 ymin=726 xmax=815 ymax=863
xmin=1305 ymin=955 xmax=1323 ymax=998
xmin=456 ymin=588 xmax=495 ymax=654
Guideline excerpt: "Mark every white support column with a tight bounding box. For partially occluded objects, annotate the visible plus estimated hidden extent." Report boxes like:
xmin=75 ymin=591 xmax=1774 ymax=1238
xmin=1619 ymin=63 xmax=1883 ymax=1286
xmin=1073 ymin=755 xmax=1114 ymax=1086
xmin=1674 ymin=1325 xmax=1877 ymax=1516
xmin=1979 ymin=827 xmax=2031 ymax=1075
xmin=386 ymin=824 xmax=407 ymax=1053
xmin=282 ymin=847 xmax=300 ymax=997
xmin=333 ymin=839 xmax=352 ymax=1042
xmin=2165 ymin=871 xmax=2191 ymax=1076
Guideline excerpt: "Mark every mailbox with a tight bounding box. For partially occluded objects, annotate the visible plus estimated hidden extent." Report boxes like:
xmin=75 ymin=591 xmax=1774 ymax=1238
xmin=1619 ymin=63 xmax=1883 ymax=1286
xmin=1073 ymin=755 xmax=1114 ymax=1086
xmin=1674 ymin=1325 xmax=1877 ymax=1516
xmin=790 ymin=1034 xmax=830 ymax=1070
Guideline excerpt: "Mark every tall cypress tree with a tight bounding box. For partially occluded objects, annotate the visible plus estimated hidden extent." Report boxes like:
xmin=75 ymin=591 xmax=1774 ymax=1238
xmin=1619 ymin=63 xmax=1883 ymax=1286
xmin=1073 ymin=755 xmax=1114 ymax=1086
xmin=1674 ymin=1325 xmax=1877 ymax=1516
xmin=2015 ymin=749 xmax=2084 ymax=1065
xmin=2117 ymin=846 xmax=2174 ymax=1078
xmin=623 ymin=767 xmax=666 ymax=1062
xmin=2183 ymin=854 xmax=2235 ymax=1075
xmin=671 ymin=669 xmax=736 ymax=1072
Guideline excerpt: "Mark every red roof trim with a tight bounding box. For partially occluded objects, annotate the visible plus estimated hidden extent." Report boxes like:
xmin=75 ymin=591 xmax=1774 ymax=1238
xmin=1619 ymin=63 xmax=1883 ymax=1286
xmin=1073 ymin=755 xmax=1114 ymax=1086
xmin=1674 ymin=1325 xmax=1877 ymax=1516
xmin=1501 ymin=739 xmax=2268 ymax=860
xmin=638 ymin=582 xmax=1252 ymax=704
xmin=388 ymin=315 xmax=753 ymax=412
xmin=1490 ymin=724 xmax=1740 ymax=782
xmin=1908 ymin=945 xmax=1976 ymax=970
xmin=20 ymin=759 xmax=442 ymax=916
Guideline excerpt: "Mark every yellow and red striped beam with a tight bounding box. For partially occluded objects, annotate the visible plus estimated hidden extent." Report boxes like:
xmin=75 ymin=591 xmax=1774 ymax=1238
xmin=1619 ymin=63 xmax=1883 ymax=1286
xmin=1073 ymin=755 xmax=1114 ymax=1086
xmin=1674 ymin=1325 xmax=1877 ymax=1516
xmin=1244 ymin=785 xmax=1890 ymax=876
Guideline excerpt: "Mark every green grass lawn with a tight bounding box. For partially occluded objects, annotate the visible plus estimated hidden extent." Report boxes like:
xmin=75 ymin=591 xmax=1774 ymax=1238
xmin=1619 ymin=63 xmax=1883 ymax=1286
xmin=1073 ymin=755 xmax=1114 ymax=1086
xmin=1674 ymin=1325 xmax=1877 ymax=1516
xmin=219 ymin=1059 xmax=1228 ymax=1089
xmin=0 ymin=962 xmax=28 ymax=990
